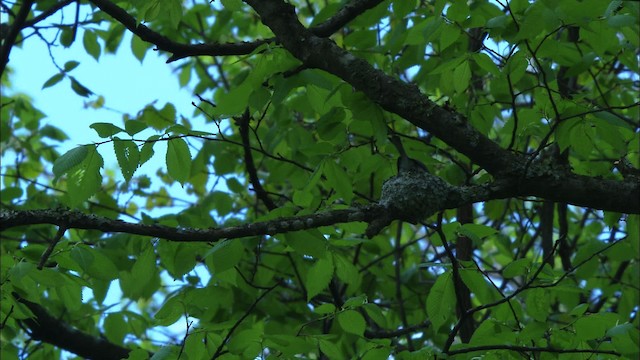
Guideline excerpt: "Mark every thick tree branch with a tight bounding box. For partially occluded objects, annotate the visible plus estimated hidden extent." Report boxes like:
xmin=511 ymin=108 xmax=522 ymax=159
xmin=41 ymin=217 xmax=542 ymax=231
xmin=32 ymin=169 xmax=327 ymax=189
xmin=15 ymin=295 xmax=135 ymax=360
xmin=0 ymin=180 xmax=517 ymax=241
xmin=0 ymin=207 xmax=381 ymax=242
xmin=88 ymin=0 xmax=382 ymax=62
xmin=243 ymin=0 xmax=640 ymax=215
xmin=1 ymin=0 xmax=35 ymax=77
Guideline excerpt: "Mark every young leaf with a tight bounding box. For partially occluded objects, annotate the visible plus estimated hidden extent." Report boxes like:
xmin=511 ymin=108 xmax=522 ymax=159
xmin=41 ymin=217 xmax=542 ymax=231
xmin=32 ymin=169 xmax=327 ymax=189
xmin=42 ymin=73 xmax=65 ymax=89
xmin=83 ymin=30 xmax=101 ymax=61
xmin=113 ymin=138 xmax=140 ymax=182
xmin=90 ymin=122 xmax=125 ymax=138
xmin=65 ymin=146 xmax=104 ymax=205
xmin=53 ymin=145 xmax=90 ymax=182
xmin=166 ymin=137 xmax=191 ymax=185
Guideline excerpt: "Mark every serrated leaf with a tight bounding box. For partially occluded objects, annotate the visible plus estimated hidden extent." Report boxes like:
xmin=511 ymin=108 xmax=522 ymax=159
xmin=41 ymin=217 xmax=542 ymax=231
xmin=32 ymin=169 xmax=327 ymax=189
xmin=66 ymin=146 xmax=104 ymax=205
xmin=113 ymin=138 xmax=140 ymax=182
xmin=53 ymin=145 xmax=89 ymax=182
xmin=90 ymin=122 xmax=124 ymax=138
xmin=42 ymin=73 xmax=65 ymax=89
xmin=140 ymin=135 xmax=159 ymax=165
xmin=426 ymin=271 xmax=455 ymax=330
xmin=124 ymin=120 xmax=147 ymax=136
xmin=166 ymin=137 xmax=191 ymax=185
xmin=333 ymin=254 xmax=359 ymax=285
xmin=453 ymin=61 xmax=471 ymax=93
xmin=305 ymin=256 xmax=334 ymax=301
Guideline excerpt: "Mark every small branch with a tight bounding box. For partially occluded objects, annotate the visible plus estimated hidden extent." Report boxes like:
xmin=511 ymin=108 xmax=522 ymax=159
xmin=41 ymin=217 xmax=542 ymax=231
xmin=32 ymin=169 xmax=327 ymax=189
xmin=446 ymin=344 xmax=620 ymax=357
xmin=22 ymin=0 xmax=75 ymax=28
xmin=37 ymin=226 xmax=67 ymax=270
xmin=236 ymin=109 xmax=277 ymax=211
xmin=211 ymin=283 xmax=278 ymax=359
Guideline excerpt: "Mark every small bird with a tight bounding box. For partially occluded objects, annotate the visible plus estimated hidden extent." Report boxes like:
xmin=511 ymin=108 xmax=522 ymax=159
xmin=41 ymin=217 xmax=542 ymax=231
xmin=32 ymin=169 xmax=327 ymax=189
xmin=388 ymin=134 xmax=429 ymax=175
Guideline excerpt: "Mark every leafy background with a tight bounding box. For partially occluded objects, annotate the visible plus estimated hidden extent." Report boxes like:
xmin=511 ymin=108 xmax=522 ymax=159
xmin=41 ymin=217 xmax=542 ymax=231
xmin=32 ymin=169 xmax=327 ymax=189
xmin=1 ymin=0 xmax=639 ymax=359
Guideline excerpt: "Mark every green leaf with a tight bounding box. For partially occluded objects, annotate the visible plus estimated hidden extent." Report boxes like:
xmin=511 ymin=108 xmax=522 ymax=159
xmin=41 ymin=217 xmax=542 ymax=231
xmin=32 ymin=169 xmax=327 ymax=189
xmin=150 ymin=346 xmax=180 ymax=360
xmin=53 ymin=145 xmax=90 ymax=182
xmin=154 ymin=295 xmax=183 ymax=326
xmin=90 ymin=122 xmax=125 ymax=138
xmin=42 ymin=73 xmax=65 ymax=89
xmin=221 ymin=0 xmax=243 ymax=11
xmin=607 ymin=14 xmax=636 ymax=28
xmin=456 ymin=223 xmax=497 ymax=245
xmin=284 ymin=230 xmax=327 ymax=258
xmin=63 ymin=60 xmax=79 ymax=72
xmin=505 ymin=51 xmax=528 ymax=84
xmin=453 ymin=60 xmax=471 ymax=93
xmin=319 ymin=339 xmax=344 ymax=360
xmin=131 ymin=34 xmax=149 ymax=62
xmin=343 ymin=294 xmax=367 ymax=309
xmin=323 ymin=160 xmax=353 ymax=203
xmin=65 ymin=145 xmax=104 ymax=205
xmin=124 ymin=120 xmax=148 ymax=136
xmin=83 ymin=30 xmax=101 ymax=61
xmin=575 ymin=313 xmax=619 ymax=340
xmin=69 ymin=76 xmax=93 ymax=97
xmin=204 ymin=240 xmax=244 ymax=274
xmin=140 ymin=135 xmax=159 ymax=165
xmin=140 ymin=103 xmax=176 ymax=130
xmin=166 ymin=137 xmax=191 ymax=185
xmin=305 ymin=256 xmax=334 ymax=301
xmin=120 ymin=247 xmax=159 ymax=300
xmin=525 ymin=288 xmax=550 ymax=322
xmin=104 ymin=313 xmax=127 ymax=344
xmin=337 ymin=310 xmax=365 ymax=336
xmin=426 ymin=271 xmax=455 ymax=330
xmin=502 ymin=258 xmax=531 ymax=278
xmin=113 ymin=138 xmax=140 ymax=182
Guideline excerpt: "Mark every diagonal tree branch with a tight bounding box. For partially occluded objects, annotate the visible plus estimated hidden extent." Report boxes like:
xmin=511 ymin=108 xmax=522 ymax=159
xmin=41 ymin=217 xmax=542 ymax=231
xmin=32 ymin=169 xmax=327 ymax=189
xmin=1 ymin=0 xmax=35 ymax=77
xmin=242 ymin=0 xmax=639 ymax=215
xmin=15 ymin=295 xmax=137 ymax=360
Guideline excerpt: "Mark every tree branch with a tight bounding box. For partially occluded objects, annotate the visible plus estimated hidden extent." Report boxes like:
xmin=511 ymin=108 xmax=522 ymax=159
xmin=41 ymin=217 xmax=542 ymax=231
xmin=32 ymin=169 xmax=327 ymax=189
xmin=1 ymin=0 xmax=35 ymax=77
xmin=88 ymin=0 xmax=383 ymax=62
xmin=243 ymin=0 xmax=640 ymax=215
xmin=15 ymin=295 xmax=136 ymax=360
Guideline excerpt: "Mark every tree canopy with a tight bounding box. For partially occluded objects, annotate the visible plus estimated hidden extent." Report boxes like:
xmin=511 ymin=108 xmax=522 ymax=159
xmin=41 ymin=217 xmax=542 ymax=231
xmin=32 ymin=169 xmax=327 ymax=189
xmin=1 ymin=0 xmax=639 ymax=359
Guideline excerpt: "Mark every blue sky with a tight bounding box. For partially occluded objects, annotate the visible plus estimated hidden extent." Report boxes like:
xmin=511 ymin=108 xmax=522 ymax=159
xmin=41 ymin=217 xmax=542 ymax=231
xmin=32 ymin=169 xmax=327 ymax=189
xmin=9 ymin=29 xmax=195 ymax=166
